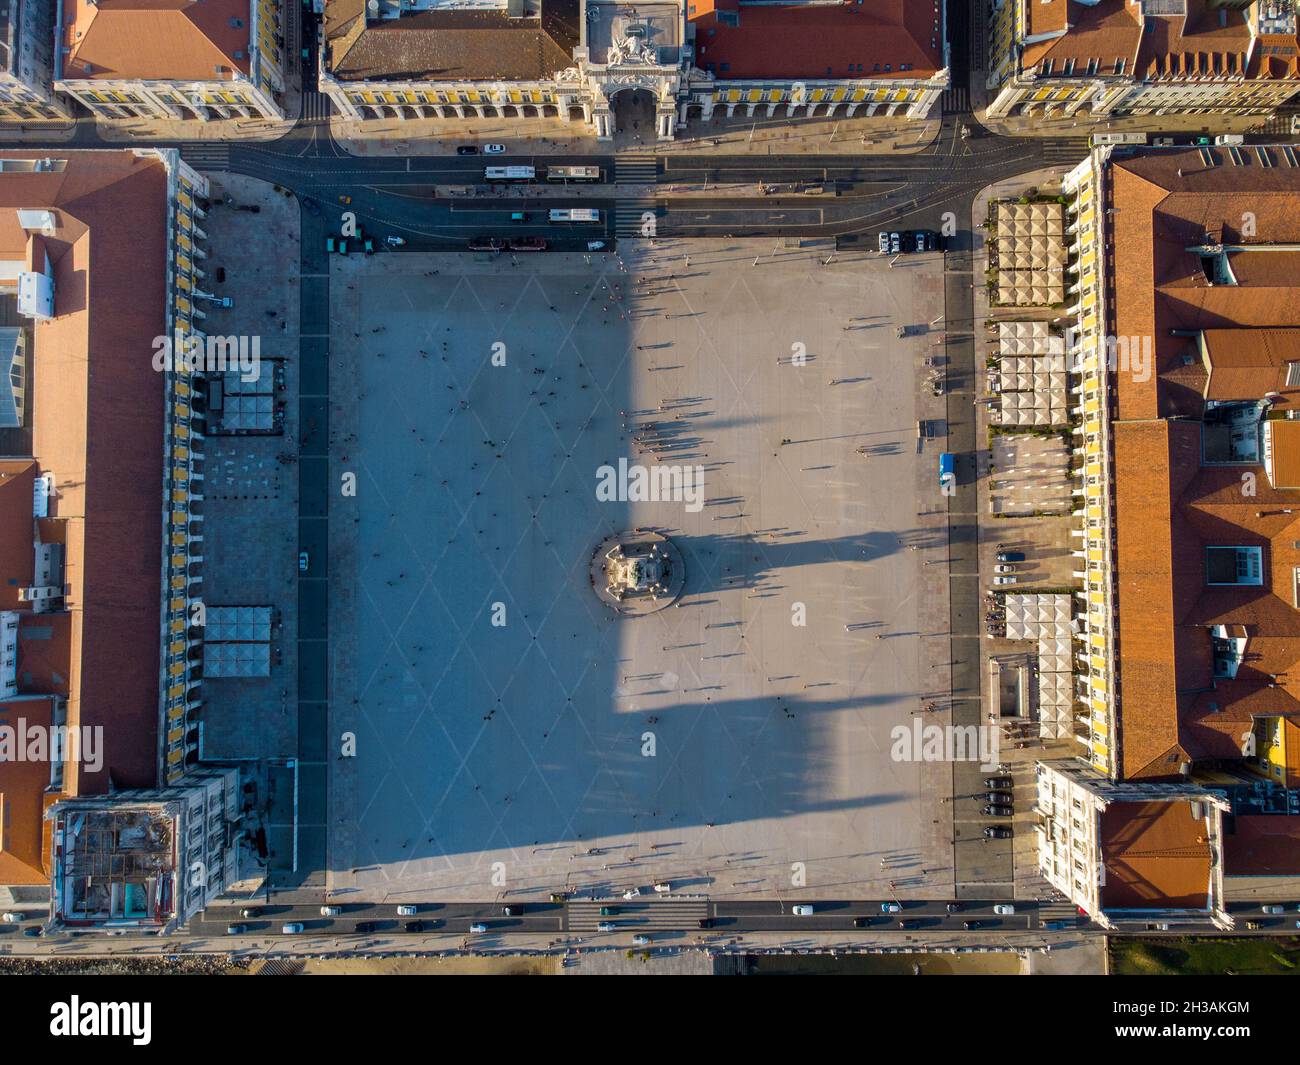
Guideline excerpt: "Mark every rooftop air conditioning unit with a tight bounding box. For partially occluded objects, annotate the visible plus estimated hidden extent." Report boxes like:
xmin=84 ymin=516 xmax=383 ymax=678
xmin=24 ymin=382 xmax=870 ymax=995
xmin=17 ymin=271 xmax=53 ymax=320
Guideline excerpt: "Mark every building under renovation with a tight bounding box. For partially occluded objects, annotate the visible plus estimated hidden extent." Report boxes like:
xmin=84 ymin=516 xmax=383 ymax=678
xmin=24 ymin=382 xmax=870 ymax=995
xmin=45 ymin=767 xmax=241 ymax=931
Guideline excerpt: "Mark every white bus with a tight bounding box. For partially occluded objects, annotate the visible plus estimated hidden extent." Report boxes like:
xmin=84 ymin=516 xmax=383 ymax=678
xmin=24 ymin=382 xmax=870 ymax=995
xmin=548 ymin=208 xmax=601 ymax=224
xmin=546 ymin=165 xmax=602 ymax=182
xmin=1089 ymin=132 xmax=1146 ymax=147
xmin=485 ymin=166 xmax=536 ymax=182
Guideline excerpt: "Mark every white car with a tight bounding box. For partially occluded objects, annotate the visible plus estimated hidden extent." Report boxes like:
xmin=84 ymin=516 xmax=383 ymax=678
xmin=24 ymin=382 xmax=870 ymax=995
xmin=632 ymin=934 xmax=651 ymax=946
xmin=993 ymin=903 xmax=1015 ymax=916
xmin=396 ymin=904 xmax=417 ymax=916
xmin=469 ymin=922 xmax=488 ymax=933
xmin=597 ymin=921 xmax=616 ymax=932
xmin=320 ymin=905 xmax=342 ymax=917
xmin=792 ymin=904 xmax=815 ymax=916
xmin=281 ymin=922 xmax=305 ymax=934
xmin=622 ymin=888 xmax=642 ymax=900
xmin=1261 ymin=904 xmax=1285 ymax=915
xmin=993 ymin=575 xmax=1017 ymax=586
xmin=0 ymin=912 xmax=21 ymax=923
xmin=484 ymin=143 xmax=506 ymax=154
xmin=880 ymin=902 xmax=901 ymax=914
xmin=878 ymin=232 xmax=890 ymax=254
xmin=889 ymin=231 xmax=902 ymax=255
xmin=994 ymin=563 xmax=1016 ymax=574
xmin=653 ymin=882 xmax=672 ymax=894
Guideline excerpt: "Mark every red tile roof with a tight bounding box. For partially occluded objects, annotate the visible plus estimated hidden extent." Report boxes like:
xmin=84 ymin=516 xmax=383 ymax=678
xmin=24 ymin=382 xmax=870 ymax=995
xmin=1107 ymin=149 xmax=1300 ymax=781
xmin=689 ymin=0 xmax=944 ymax=81
xmin=0 ymin=696 xmax=59 ymax=885
xmin=0 ymin=150 xmax=169 ymax=797
xmin=1100 ymin=800 xmax=1214 ymax=910
xmin=1224 ymin=814 xmax=1300 ymax=876
xmin=0 ymin=459 xmax=36 ymax=611
xmin=62 ymin=0 xmax=253 ymax=82
xmin=1020 ymin=1 xmax=1299 ymax=83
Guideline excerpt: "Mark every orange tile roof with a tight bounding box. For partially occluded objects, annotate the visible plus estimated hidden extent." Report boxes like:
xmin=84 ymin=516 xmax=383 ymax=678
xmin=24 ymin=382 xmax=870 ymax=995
xmin=689 ymin=0 xmax=944 ymax=81
xmin=0 ymin=150 xmax=169 ymax=796
xmin=0 ymin=696 xmax=60 ymax=886
xmin=0 ymin=459 xmax=36 ymax=611
xmin=1201 ymin=329 xmax=1300 ymax=402
xmin=1026 ymin=0 xmax=1069 ymax=41
xmin=61 ymin=0 xmax=252 ymax=82
xmin=1099 ymin=800 xmax=1214 ymax=910
xmin=1223 ymin=814 xmax=1300 ymax=876
xmin=16 ymin=614 xmax=71 ymax=696
xmin=1108 ymin=148 xmax=1300 ymax=781
xmin=1265 ymin=419 xmax=1300 ymax=490
xmin=1020 ymin=1 xmax=1298 ymax=83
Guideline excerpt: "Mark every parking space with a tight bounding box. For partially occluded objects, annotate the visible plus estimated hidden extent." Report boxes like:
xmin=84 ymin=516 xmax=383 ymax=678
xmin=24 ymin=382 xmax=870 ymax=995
xmin=988 ymin=432 xmax=1072 ymax=517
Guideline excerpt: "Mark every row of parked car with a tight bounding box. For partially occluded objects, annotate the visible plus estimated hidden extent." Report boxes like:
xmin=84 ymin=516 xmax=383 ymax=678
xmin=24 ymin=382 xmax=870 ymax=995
xmin=789 ymin=900 xmax=1016 ymax=931
xmin=982 ymin=775 xmax=1015 ymax=819
xmin=992 ymin=549 xmax=1026 ymax=587
xmin=228 ymin=900 xmax=539 ymax=936
xmin=878 ymin=229 xmax=943 ymax=255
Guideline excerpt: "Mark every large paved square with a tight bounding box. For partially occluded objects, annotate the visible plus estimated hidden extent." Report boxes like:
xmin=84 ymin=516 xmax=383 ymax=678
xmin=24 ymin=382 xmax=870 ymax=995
xmin=327 ymin=240 xmax=955 ymax=902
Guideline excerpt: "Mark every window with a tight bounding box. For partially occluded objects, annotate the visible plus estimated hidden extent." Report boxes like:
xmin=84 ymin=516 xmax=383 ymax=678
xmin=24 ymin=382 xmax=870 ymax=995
xmin=1206 ymin=546 xmax=1263 ymax=586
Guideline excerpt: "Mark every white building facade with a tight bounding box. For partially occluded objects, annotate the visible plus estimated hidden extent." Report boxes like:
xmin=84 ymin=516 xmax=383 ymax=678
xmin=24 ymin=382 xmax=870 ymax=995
xmin=323 ymin=0 xmax=947 ymax=140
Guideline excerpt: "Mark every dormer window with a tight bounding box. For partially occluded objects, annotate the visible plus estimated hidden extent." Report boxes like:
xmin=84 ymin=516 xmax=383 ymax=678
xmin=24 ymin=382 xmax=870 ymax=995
xmin=1206 ymin=546 xmax=1263 ymax=587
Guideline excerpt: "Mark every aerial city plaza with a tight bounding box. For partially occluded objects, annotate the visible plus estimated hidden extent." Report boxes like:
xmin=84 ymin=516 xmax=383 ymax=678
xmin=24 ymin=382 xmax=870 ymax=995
xmin=0 ymin=0 xmax=1299 ymax=1006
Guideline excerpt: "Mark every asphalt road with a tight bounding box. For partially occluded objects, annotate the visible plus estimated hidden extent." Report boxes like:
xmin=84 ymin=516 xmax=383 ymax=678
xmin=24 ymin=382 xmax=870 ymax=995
xmin=186 ymin=897 xmax=1056 ymax=937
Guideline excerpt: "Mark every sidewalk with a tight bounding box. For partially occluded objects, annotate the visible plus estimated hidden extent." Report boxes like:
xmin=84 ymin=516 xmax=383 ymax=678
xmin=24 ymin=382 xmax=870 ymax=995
xmin=975 ymin=106 xmax=1283 ymax=142
xmin=0 ymin=120 xmax=77 ymax=144
xmin=90 ymin=51 xmax=305 ymax=144
xmin=331 ymin=111 xmax=942 ymax=158
xmin=0 ymin=928 xmax=1070 ymax=961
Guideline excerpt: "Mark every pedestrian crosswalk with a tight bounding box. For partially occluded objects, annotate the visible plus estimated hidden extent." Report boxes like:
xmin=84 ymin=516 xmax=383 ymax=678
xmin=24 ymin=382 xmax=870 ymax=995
xmin=615 ymin=199 xmax=658 ymax=238
xmin=179 ymin=144 xmax=231 ymax=172
xmin=942 ymin=85 xmax=970 ymax=115
xmin=301 ymin=92 xmax=333 ymax=123
xmin=568 ymin=897 xmax=709 ymax=933
xmin=615 ymin=154 xmax=658 ymax=185
xmin=1264 ymin=111 xmax=1298 ymax=137
xmin=1042 ymin=138 xmax=1091 ymax=163
xmin=1035 ymin=899 xmax=1080 ymax=926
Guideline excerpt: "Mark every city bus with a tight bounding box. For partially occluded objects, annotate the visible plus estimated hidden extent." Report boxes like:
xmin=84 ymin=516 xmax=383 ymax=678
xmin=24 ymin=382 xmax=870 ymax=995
xmin=548 ymin=208 xmax=601 ymax=224
xmin=546 ymin=165 xmax=602 ymax=182
xmin=484 ymin=166 xmax=536 ymax=182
